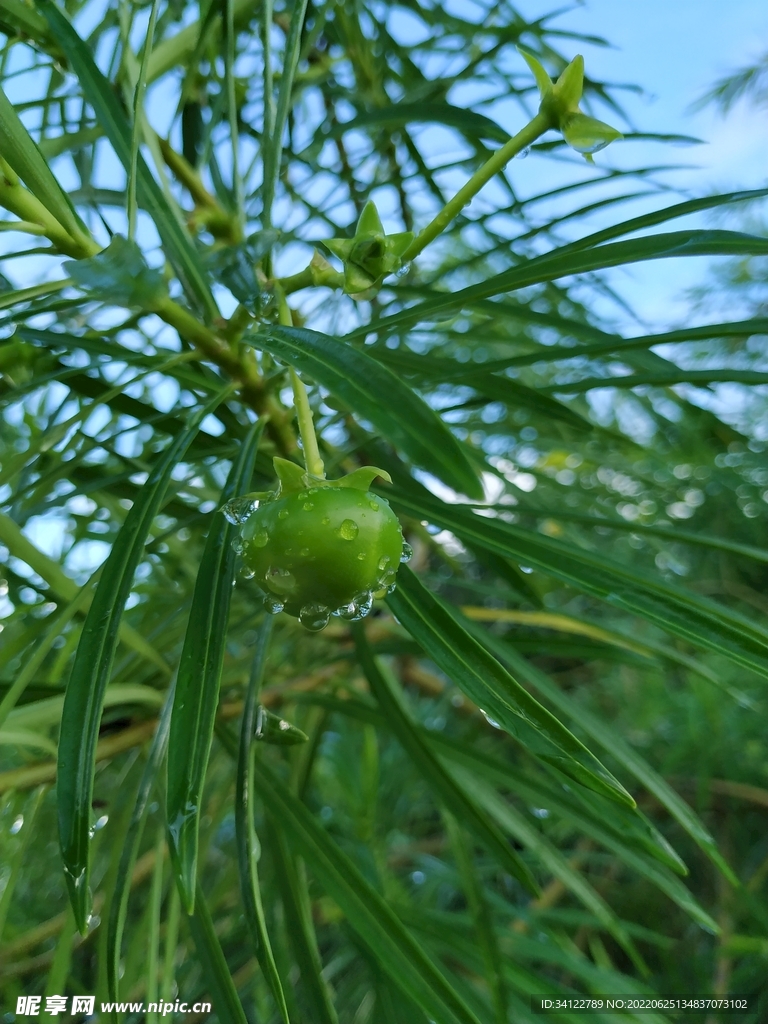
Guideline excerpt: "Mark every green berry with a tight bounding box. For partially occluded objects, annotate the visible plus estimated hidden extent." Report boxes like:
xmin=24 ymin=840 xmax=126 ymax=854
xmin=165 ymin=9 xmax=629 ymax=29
xmin=239 ymin=483 xmax=406 ymax=629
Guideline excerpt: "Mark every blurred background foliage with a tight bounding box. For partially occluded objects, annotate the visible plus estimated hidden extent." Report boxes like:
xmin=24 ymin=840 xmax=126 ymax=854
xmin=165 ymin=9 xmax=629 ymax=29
xmin=0 ymin=0 xmax=767 ymax=1021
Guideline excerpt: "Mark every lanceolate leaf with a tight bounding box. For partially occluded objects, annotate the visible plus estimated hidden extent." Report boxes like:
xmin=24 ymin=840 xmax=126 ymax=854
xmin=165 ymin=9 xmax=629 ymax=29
xmin=475 ymin=627 xmax=738 ymax=884
xmin=387 ymin=566 xmax=635 ymax=807
xmin=107 ymin=685 xmax=175 ymax=1009
xmin=388 ymin=486 xmax=768 ymax=680
xmin=355 ymin=632 xmax=540 ymax=895
xmin=40 ymin=4 xmax=218 ymax=320
xmin=352 ymin=229 xmax=768 ymax=337
xmin=251 ymin=758 xmax=484 ymax=1024
xmin=57 ymin=390 xmax=229 ymax=932
xmin=234 ymin=617 xmax=290 ymax=1023
xmin=167 ymin=419 xmax=264 ymax=913
xmin=247 ymin=324 xmax=483 ymax=498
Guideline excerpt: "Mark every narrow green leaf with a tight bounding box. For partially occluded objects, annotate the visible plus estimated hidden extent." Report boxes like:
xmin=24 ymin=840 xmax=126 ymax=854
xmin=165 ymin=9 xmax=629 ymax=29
xmin=57 ymin=390 xmax=229 ymax=932
xmin=247 ymin=325 xmax=483 ymax=498
xmin=476 ymin=627 xmax=738 ymax=885
xmin=545 ymin=368 xmax=768 ymax=392
xmin=433 ymin=736 xmax=717 ymax=930
xmin=251 ymin=759 xmax=483 ymax=1024
xmin=107 ymin=685 xmax=174 ymax=1008
xmin=167 ymin=420 xmax=264 ymax=912
xmin=388 ymin=486 xmax=768 ymax=680
xmin=354 ymin=631 xmax=540 ymax=896
xmin=448 ymin=765 xmax=648 ymax=974
xmin=261 ymin=0 xmax=309 ymax=232
xmin=352 ymin=229 xmax=768 ymax=337
xmin=268 ymin=819 xmax=338 ymax=1024
xmin=387 ymin=566 xmax=635 ymax=807
xmin=234 ymin=617 xmax=290 ymax=1023
xmin=328 ymin=102 xmax=510 ymax=144
xmin=0 ymin=83 xmax=86 ymax=242
xmin=443 ymin=810 xmax=508 ymax=1024
xmin=40 ymin=4 xmax=218 ymax=320
xmin=186 ymin=884 xmax=248 ymax=1024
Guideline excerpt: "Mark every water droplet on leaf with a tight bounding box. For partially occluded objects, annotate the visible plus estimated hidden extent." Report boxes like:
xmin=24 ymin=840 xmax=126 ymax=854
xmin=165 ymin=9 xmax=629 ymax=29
xmin=231 ymin=536 xmax=244 ymax=554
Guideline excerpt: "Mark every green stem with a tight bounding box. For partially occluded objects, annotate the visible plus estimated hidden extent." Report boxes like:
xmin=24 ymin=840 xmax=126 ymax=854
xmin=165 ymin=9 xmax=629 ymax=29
xmin=128 ymin=0 xmax=161 ymax=240
xmin=402 ymin=110 xmax=553 ymax=263
xmin=275 ymin=284 xmax=325 ymax=478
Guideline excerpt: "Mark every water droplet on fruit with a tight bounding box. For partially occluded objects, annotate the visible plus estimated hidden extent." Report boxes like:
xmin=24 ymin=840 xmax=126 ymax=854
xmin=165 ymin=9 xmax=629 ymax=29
xmin=221 ymin=497 xmax=259 ymax=524
xmin=400 ymin=542 xmax=413 ymax=563
xmin=299 ymin=603 xmax=330 ymax=631
xmin=278 ymin=509 xmax=289 ymax=520
xmin=265 ymin=566 xmax=296 ymax=594
xmin=251 ymin=529 xmax=269 ymax=548
xmin=231 ymin=536 xmax=244 ymax=554
xmin=298 ymin=491 xmax=309 ymax=500
xmin=240 ymin=565 xmax=256 ymax=579
xmin=321 ymin=516 xmax=331 ymax=526
xmin=303 ymin=502 xmax=314 ymax=511
xmin=264 ymin=595 xmax=285 ymax=614
xmin=378 ymin=569 xmax=397 ymax=590
xmin=299 ymin=547 xmax=310 ymax=557
xmin=369 ymin=500 xmax=379 ymax=511
xmin=354 ymin=591 xmax=374 ymax=617
xmin=377 ymin=555 xmax=391 ymax=571
xmin=338 ymin=519 xmax=359 ymax=540
xmin=357 ymin=551 xmax=366 ymax=560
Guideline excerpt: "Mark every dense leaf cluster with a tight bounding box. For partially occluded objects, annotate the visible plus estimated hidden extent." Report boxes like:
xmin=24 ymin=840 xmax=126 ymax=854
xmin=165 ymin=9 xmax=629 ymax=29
xmin=0 ymin=0 xmax=767 ymax=1021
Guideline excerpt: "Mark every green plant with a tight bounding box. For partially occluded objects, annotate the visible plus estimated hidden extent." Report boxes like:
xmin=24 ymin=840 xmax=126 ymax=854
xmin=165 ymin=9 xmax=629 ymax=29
xmin=1 ymin=1 xmax=767 ymax=1022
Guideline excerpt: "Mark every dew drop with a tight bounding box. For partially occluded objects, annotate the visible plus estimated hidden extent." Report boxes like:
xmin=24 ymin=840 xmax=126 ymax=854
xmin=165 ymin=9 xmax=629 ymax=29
xmin=221 ymin=496 xmax=259 ymax=524
xmin=251 ymin=529 xmax=269 ymax=548
xmin=377 ymin=554 xmax=391 ymax=571
xmin=299 ymin=547 xmax=310 ymax=557
xmin=303 ymin=501 xmax=314 ymax=511
xmin=321 ymin=516 xmax=331 ymax=526
xmin=517 ymin=146 xmax=531 ymax=159
xmin=480 ymin=709 xmax=502 ymax=730
xmin=353 ymin=591 xmax=374 ymax=617
xmin=298 ymin=491 xmax=309 ymax=500
xmin=400 ymin=542 xmax=413 ymax=563
xmin=338 ymin=519 xmax=359 ymax=540
xmin=231 ymin=536 xmax=244 ymax=554
xmin=369 ymin=500 xmax=379 ymax=511
xmin=265 ymin=566 xmax=296 ymax=594
xmin=239 ymin=565 xmax=256 ymax=580
xmin=264 ymin=595 xmax=285 ymax=614
xmin=357 ymin=551 xmax=366 ymax=560
xmin=278 ymin=509 xmax=289 ymax=520
xmin=378 ymin=569 xmax=397 ymax=590
xmin=299 ymin=603 xmax=330 ymax=631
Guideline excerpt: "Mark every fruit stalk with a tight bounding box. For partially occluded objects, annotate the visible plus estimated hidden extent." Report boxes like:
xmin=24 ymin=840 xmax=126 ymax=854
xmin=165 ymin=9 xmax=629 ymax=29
xmin=275 ymin=284 xmax=326 ymax=479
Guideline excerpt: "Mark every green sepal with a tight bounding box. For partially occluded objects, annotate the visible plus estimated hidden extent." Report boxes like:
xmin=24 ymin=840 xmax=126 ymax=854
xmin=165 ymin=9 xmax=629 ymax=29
xmin=517 ymin=49 xmax=622 ymax=161
xmin=517 ymin=48 xmax=552 ymax=100
xmin=323 ymin=200 xmax=414 ymax=297
xmin=254 ymin=705 xmax=308 ymax=745
xmin=335 ymin=466 xmax=392 ymax=490
xmin=553 ymin=53 xmax=584 ymax=112
xmin=273 ymin=456 xmax=313 ymax=496
xmin=561 ymin=112 xmax=623 ymax=160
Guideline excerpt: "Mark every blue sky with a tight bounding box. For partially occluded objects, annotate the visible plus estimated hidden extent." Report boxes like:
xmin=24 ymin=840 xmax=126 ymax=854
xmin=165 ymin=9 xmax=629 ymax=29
xmin=512 ymin=0 xmax=768 ymax=328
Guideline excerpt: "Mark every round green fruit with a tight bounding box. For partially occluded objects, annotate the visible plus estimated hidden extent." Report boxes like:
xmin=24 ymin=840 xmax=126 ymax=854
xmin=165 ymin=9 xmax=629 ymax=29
xmin=240 ymin=484 xmax=407 ymax=629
